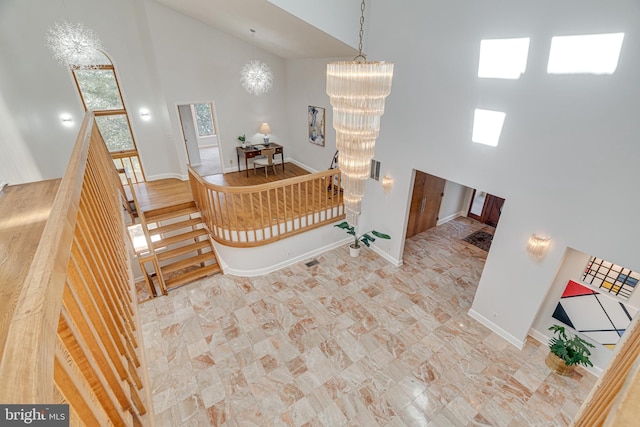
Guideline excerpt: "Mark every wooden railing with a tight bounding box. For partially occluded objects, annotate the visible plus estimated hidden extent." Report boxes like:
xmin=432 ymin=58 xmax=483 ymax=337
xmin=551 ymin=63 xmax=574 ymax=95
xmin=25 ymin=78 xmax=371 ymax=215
xmin=572 ymin=313 xmax=640 ymax=426
xmin=0 ymin=113 xmax=152 ymax=425
xmin=113 ymin=151 xmax=145 ymax=184
xmin=188 ymin=165 xmax=344 ymax=247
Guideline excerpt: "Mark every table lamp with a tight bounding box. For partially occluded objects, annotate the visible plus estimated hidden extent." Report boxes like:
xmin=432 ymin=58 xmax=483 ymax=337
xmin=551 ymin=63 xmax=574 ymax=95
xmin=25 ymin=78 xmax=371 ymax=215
xmin=259 ymin=122 xmax=272 ymax=146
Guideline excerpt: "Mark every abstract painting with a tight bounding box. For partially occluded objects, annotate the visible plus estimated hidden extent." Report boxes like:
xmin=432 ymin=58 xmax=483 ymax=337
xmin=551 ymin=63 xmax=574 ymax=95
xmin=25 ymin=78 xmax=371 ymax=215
xmin=308 ymin=106 xmax=325 ymax=146
xmin=552 ymin=280 xmax=638 ymax=349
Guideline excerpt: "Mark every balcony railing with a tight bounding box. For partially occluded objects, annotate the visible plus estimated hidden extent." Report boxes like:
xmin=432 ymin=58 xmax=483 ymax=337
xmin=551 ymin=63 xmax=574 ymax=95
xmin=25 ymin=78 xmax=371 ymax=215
xmin=188 ymin=165 xmax=344 ymax=247
xmin=0 ymin=113 xmax=151 ymax=425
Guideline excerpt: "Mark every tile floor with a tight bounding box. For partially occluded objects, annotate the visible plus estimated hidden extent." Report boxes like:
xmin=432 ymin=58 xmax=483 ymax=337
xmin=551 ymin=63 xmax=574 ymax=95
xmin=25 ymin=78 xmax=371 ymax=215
xmin=139 ymin=217 xmax=596 ymax=426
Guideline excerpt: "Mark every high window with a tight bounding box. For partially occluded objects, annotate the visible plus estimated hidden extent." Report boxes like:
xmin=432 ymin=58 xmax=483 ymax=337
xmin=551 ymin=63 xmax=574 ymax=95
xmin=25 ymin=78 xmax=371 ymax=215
xmin=72 ymin=52 xmax=145 ymax=183
xmin=478 ymin=37 xmax=530 ymax=79
xmin=547 ymin=33 xmax=625 ymax=75
xmin=472 ymin=108 xmax=506 ymax=147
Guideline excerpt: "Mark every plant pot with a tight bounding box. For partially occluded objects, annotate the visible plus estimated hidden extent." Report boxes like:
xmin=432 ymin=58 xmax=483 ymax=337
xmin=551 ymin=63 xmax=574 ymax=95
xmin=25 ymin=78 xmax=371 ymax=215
xmin=545 ymin=352 xmax=575 ymax=376
xmin=349 ymin=244 xmax=361 ymax=257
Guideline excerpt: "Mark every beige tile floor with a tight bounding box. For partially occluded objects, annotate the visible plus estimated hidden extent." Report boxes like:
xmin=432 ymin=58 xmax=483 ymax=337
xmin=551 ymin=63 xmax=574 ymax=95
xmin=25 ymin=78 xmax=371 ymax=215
xmin=139 ymin=217 xmax=596 ymax=426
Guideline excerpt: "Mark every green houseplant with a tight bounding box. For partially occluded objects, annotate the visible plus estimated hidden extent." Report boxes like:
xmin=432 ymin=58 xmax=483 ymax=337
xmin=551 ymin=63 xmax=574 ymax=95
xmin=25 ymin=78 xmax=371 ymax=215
xmin=546 ymin=324 xmax=595 ymax=376
xmin=334 ymin=221 xmax=390 ymax=257
xmin=237 ymin=134 xmax=246 ymax=147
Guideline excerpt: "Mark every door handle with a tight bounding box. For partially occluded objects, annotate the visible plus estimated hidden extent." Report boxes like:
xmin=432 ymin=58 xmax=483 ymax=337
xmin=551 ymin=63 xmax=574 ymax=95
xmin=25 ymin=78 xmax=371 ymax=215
xmin=420 ymin=197 xmax=426 ymax=213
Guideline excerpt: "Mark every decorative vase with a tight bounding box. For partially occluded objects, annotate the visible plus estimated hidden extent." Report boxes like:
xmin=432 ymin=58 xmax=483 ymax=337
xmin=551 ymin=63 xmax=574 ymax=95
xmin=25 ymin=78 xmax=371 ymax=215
xmin=545 ymin=352 xmax=575 ymax=376
xmin=349 ymin=244 xmax=361 ymax=257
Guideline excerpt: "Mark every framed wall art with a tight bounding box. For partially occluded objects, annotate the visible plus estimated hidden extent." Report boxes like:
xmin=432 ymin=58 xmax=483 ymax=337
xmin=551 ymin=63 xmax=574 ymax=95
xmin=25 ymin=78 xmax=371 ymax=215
xmin=308 ymin=106 xmax=325 ymax=146
xmin=552 ymin=279 xmax=638 ymax=349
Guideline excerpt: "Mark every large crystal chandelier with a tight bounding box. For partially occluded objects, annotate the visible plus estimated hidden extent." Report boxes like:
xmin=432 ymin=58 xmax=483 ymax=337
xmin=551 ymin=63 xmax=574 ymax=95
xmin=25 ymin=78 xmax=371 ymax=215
xmin=241 ymin=29 xmax=273 ymax=96
xmin=326 ymin=0 xmax=393 ymax=226
xmin=46 ymin=21 xmax=104 ymax=68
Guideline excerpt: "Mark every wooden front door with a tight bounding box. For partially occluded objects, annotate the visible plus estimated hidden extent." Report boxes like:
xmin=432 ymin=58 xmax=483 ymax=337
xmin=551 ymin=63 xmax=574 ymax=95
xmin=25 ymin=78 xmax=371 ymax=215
xmin=468 ymin=190 xmax=505 ymax=227
xmin=406 ymin=171 xmax=446 ymax=238
xmin=483 ymin=194 xmax=505 ymax=227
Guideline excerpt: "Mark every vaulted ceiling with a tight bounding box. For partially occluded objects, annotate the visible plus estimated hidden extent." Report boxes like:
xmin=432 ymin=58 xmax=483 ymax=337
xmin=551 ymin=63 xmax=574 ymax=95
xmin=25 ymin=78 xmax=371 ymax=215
xmin=152 ymin=0 xmax=357 ymax=59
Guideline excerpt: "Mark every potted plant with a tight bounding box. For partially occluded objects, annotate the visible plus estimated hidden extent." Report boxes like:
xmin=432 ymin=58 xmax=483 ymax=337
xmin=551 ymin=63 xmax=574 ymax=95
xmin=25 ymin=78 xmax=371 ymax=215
xmin=546 ymin=324 xmax=595 ymax=376
xmin=334 ymin=221 xmax=390 ymax=257
xmin=237 ymin=134 xmax=246 ymax=147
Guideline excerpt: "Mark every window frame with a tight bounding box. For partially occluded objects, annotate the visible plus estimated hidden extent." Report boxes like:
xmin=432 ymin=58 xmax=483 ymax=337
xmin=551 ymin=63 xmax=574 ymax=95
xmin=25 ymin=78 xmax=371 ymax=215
xmin=71 ymin=62 xmax=145 ymax=181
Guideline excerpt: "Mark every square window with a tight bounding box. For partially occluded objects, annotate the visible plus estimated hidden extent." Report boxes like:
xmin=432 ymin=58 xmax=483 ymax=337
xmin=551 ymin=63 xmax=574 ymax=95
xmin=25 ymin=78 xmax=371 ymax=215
xmin=547 ymin=33 xmax=624 ymax=75
xmin=472 ymin=109 xmax=506 ymax=147
xmin=478 ymin=37 xmax=530 ymax=79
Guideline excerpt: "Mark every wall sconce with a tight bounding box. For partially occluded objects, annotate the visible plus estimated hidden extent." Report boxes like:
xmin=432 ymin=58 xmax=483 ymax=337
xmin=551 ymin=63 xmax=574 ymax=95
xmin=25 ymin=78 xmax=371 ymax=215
xmin=381 ymin=176 xmax=393 ymax=194
xmin=60 ymin=114 xmax=73 ymax=127
xmin=527 ymin=234 xmax=551 ymax=260
xmin=140 ymin=108 xmax=151 ymax=121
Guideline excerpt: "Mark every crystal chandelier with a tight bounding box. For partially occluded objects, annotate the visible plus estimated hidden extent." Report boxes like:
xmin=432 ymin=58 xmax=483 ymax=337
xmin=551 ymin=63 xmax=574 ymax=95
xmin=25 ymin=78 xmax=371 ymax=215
xmin=241 ymin=60 xmax=273 ymax=96
xmin=46 ymin=21 xmax=104 ymax=68
xmin=241 ymin=29 xmax=273 ymax=96
xmin=326 ymin=0 xmax=393 ymax=226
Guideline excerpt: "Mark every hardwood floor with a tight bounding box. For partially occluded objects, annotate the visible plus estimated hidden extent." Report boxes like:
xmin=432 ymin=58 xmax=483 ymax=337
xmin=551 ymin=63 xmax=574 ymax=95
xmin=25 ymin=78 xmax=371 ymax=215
xmin=0 ymin=179 xmax=60 ymax=356
xmin=131 ymin=162 xmax=316 ymax=213
xmin=204 ymin=162 xmax=310 ymax=187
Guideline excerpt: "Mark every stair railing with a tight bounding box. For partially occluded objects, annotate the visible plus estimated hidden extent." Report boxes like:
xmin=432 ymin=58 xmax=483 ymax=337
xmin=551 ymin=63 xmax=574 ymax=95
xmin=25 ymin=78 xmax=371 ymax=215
xmin=127 ymin=176 xmax=168 ymax=296
xmin=188 ymin=165 xmax=344 ymax=247
xmin=0 ymin=112 xmax=152 ymax=425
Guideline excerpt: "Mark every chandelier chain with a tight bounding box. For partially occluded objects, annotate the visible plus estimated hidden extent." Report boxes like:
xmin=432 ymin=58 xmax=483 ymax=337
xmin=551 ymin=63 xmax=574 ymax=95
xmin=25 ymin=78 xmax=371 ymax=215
xmin=355 ymin=0 xmax=366 ymax=62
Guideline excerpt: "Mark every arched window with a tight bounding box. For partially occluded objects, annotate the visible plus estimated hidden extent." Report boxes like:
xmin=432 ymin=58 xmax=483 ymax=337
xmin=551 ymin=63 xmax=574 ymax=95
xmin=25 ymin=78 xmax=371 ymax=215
xmin=72 ymin=52 xmax=145 ymax=183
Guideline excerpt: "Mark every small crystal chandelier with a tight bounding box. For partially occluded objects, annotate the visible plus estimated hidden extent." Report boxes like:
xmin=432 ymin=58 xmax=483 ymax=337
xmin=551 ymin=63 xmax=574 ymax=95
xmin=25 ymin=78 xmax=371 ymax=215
xmin=241 ymin=29 xmax=273 ymax=96
xmin=326 ymin=0 xmax=393 ymax=226
xmin=241 ymin=60 xmax=273 ymax=95
xmin=46 ymin=21 xmax=104 ymax=68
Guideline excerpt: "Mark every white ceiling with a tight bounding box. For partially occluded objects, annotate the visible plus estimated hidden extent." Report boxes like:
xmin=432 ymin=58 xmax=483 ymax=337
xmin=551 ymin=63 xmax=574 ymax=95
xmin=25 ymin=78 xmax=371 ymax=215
xmin=152 ymin=0 xmax=358 ymax=59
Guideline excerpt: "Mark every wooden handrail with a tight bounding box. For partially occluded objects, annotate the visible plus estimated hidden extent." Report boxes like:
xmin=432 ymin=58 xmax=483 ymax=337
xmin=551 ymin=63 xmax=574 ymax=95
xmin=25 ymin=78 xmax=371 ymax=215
xmin=0 ymin=113 xmax=151 ymax=424
xmin=188 ymin=165 xmax=344 ymax=247
xmin=571 ymin=311 xmax=640 ymax=426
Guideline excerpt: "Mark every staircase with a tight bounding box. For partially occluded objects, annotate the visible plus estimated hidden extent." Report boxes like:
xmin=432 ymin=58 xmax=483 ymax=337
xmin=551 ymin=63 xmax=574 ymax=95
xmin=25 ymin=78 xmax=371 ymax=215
xmin=142 ymin=201 xmax=221 ymax=293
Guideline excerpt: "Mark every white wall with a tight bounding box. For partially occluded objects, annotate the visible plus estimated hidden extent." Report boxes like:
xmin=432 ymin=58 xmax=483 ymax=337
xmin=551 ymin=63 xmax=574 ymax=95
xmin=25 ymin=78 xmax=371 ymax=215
xmin=144 ymin=1 xmax=290 ymax=177
xmin=285 ymin=58 xmax=347 ymax=173
xmin=438 ymin=180 xmax=471 ymax=225
xmin=0 ymin=0 xmax=181 ymax=184
xmin=362 ymin=0 xmax=640 ymax=347
xmin=267 ymin=0 xmax=362 ymax=49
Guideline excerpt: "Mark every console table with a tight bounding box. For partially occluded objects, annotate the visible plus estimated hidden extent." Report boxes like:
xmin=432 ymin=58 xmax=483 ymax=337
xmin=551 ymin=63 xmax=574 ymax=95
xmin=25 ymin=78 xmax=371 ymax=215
xmin=236 ymin=143 xmax=284 ymax=177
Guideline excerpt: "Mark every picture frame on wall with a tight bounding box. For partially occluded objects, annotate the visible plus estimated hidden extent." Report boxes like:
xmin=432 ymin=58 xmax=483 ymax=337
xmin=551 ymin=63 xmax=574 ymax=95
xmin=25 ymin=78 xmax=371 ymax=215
xmin=308 ymin=106 xmax=325 ymax=146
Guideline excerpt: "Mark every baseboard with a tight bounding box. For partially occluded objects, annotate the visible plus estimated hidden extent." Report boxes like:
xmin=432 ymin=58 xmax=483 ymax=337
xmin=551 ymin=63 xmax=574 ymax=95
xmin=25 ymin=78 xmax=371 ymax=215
xmin=146 ymin=172 xmax=186 ymax=181
xmin=220 ymin=238 xmax=348 ymax=277
xmin=371 ymin=245 xmax=403 ymax=267
xmin=288 ymin=159 xmax=316 ymax=173
xmin=467 ymin=309 xmax=526 ymax=350
xmin=437 ymin=210 xmax=464 ymax=226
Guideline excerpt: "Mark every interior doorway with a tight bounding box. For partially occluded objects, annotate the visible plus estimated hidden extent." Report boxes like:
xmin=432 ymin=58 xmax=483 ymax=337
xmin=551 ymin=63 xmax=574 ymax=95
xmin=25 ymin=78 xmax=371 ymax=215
xmin=177 ymin=102 xmax=223 ymax=177
xmin=468 ymin=190 xmax=505 ymax=228
xmin=406 ymin=171 xmax=446 ymax=238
